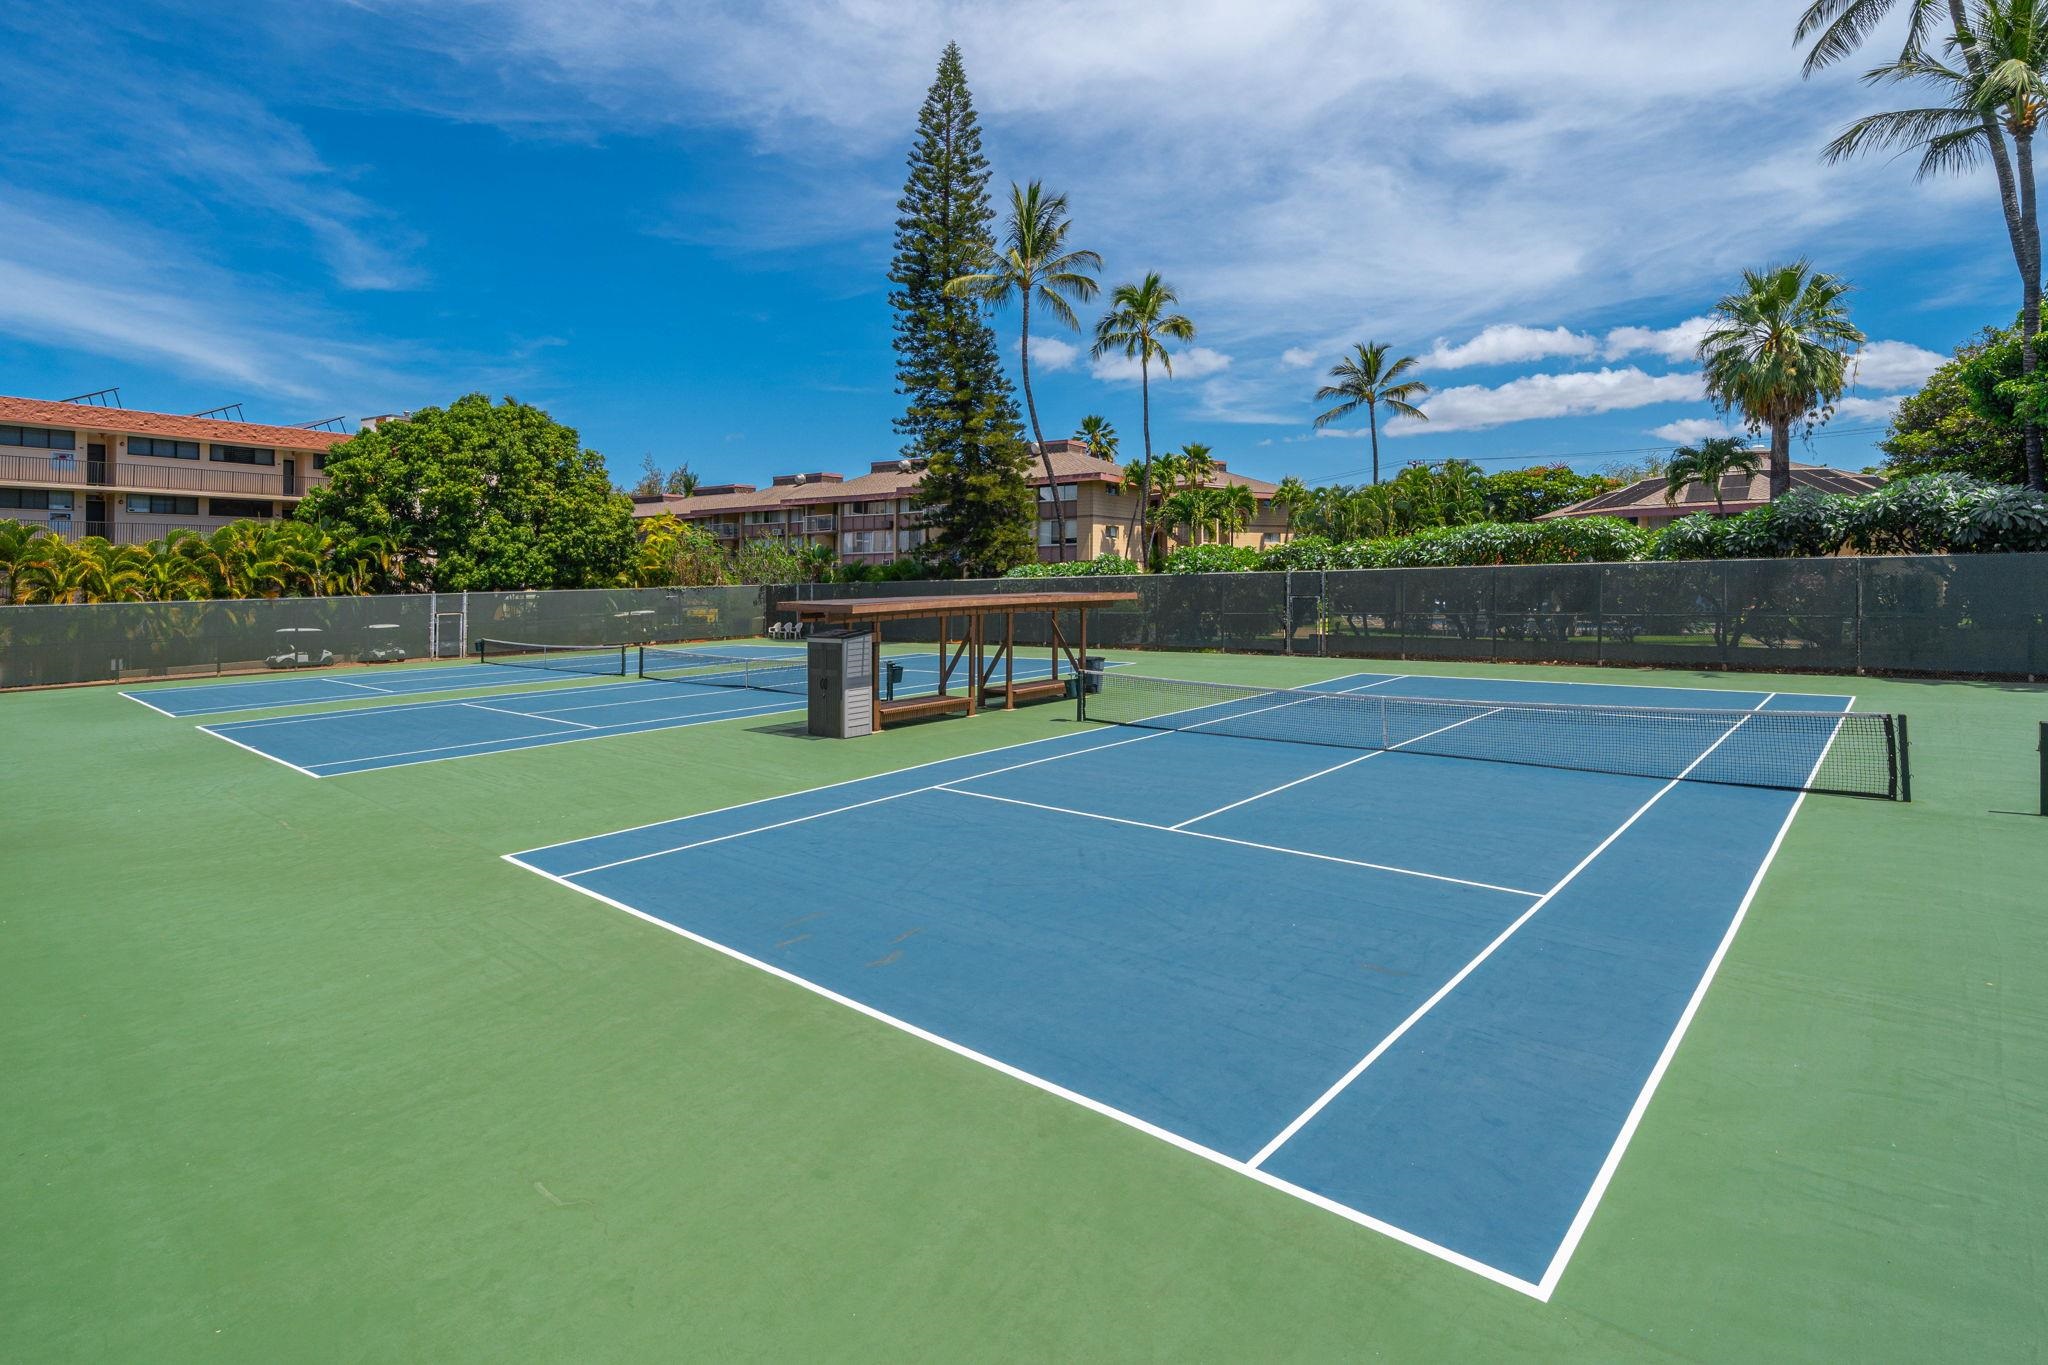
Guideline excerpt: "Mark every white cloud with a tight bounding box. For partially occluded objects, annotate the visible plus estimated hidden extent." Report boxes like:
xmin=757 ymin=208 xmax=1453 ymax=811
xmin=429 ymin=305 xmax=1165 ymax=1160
xmin=1426 ymin=324 xmax=1598 ymax=369
xmin=1026 ymin=335 xmax=1080 ymax=372
xmin=1602 ymin=316 xmax=1713 ymax=362
xmin=1832 ymin=394 xmax=1905 ymax=423
xmin=1852 ymin=339 xmax=1946 ymax=390
xmin=1649 ymin=418 xmax=1744 ymax=444
xmin=1090 ymin=345 xmax=1233 ymax=384
xmin=1397 ymin=367 xmax=1705 ymax=435
xmin=1280 ymin=346 xmax=1319 ymax=368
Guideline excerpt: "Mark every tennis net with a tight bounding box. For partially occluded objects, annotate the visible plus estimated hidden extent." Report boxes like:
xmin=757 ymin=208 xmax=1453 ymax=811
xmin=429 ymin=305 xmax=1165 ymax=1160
xmin=1078 ymin=671 xmax=1908 ymax=800
xmin=476 ymin=638 xmax=628 ymax=676
xmin=638 ymin=645 xmax=808 ymax=695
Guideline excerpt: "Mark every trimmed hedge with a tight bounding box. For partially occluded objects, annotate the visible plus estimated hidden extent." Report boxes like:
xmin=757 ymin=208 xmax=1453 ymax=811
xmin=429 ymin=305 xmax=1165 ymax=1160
xmin=1004 ymin=553 xmax=1142 ymax=578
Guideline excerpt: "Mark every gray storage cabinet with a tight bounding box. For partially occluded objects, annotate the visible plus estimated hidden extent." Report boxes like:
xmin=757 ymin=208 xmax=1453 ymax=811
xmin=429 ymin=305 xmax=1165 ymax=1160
xmin=807 ymin=630 xmax=874 ymax=738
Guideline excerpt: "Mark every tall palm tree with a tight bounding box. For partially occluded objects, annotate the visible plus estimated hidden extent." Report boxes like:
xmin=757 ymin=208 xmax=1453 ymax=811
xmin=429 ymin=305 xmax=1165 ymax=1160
xmin=1147 ymin=449 xmax=1189 ymax=557
xmin=1663 ymin=437 xmax=1764 ymax=515
xmin=1802 ymin=0 xmax=2046 ymax=489
xmin=1093 ymin=273 xmax=1197 ymax=563
xmin=1177 ymin=442 xmax=1217 ymax=491
xmin=1312 ymin=343 xmax=1431 ymax=485
xmin=1117 ymin=455 xmax=1149 ymax=552
xmin=947 ymin=181 xmax=1102 ymax=558
xmin=1697 ymin=262 xmax=1866 ymax=499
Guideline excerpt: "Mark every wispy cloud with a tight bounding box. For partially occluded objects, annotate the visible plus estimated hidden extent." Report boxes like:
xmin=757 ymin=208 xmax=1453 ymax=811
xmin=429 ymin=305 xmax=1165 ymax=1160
xmin=1279 ymin=346 xmax=1319 ymax=368
xmin=1832 ymin=394 xmax=1905 ymax=423
xmin=1027 ymin=336 xmax=1081 ymax=372
xmin=1602 ymin=316 xmax=1713 ymax=363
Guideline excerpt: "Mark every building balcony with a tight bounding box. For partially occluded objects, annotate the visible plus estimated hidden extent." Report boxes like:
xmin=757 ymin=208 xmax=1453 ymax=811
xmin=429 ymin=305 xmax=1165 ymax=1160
xmin=838 ymin=513 xmax=894 ymax=531
xmin=0 ymin=448 xmax=325 ymax=499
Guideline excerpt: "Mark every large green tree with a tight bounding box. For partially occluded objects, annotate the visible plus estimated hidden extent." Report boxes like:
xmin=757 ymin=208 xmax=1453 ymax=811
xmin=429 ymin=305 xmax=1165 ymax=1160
xmin=295 ymin=393 xmax=637 ymax=591
xmin=1881 ymin=323 xmax=2029 ymax=481
xmin=891 ymin=44 xmax=1035 ymax=576
xmin=1478 ymin=464 xmax=1617 ymax=521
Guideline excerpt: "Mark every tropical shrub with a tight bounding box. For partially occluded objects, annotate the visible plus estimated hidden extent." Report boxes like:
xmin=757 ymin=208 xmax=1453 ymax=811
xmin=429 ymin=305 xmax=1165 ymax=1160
xmin=1005 ymin=553 xmax=1141 ymax=578
xmin=1159 ymin=544 xmax=1260 ymax=574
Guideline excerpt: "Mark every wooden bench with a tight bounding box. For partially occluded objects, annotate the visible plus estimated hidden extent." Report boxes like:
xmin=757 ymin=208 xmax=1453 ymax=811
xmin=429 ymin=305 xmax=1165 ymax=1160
xmin=876 ymin=694 xmax=972 ymax=723
xmin=982 ymin=677 xmax=1068 ymax=708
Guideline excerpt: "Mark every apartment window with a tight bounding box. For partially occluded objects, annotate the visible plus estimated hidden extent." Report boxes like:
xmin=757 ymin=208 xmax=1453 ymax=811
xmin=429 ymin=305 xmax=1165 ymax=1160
xmin=840 ymin=529 xmax=883 ymax=555
xmin=0 ymin=488 xmax=53 ymax=509
xmin=312 ymin=453 xmax=326 ymax=470
xmin=1036 ymin=518 xmax=1079 ymax=548
xmin=0 ymin=424 xmax=76 ymax=450
xmin=1038 ymin=484 xmax=1078 ymax=503
xmin=126 ymin=494 xmax=200 ymax=515
xmin=131 ymin=437 xmax=201 ymax=460
xmin=848 ymin=500 xmax=890 ymax=515
xmin=1261 ymin=532 xmax=1284 ymax=547
xmin=211 ymin=443 xmax=276 ymax=466
xmin=209 ymin=498 xmax=274 ymax=519
xmin=895 ymin=528 xmax=925 ymax=552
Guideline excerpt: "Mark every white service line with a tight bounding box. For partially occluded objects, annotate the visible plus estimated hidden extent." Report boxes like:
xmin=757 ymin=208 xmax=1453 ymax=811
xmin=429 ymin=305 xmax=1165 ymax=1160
xmin=1242 ymin=694 xmax=1776 ymax=1172
xmin=463 ymin=701 xmax=598 ymax=730
xmin=938 ymin=785 xmax=1542 ymax=898
xmin=330 ymin=678 xmax=395 ymax=693
xmin=500 ymin=850 xmax=1549 ymax=1300
xmin=1168 ymin=706 xmax=1504 ymax=830
xmin=305 ymin=695 xmax=798 ymax=771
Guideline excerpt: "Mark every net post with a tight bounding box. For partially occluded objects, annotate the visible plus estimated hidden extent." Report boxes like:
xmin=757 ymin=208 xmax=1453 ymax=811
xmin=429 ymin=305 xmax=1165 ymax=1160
xmin=1896 ymin=713 xmax=1911 ymax=803
xmin=2037 ymin=719 xmax=2046 ymax=817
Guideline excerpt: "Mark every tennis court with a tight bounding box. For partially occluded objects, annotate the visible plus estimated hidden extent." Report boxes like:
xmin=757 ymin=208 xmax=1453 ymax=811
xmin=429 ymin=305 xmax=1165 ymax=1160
xmin=174 ymin=643 xmax=1095 ymax=776
xmin=506 ymin=668 xmax=1893 ymax=1297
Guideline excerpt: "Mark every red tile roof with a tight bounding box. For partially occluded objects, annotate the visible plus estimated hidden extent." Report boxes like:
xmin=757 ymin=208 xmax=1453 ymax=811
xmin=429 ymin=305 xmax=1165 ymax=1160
xmin=0 ymin=395 xmax=353 ymax=451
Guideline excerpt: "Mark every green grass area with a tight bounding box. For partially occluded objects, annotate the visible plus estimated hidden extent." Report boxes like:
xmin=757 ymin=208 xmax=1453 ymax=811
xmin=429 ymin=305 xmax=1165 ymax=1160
xmin=3 ymin=650 xmax=2042 ymax=1360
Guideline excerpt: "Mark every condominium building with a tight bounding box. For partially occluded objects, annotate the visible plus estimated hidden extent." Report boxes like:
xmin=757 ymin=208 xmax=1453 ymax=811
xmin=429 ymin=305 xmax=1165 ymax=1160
xmin=631 ymin=439 xmax=1294 ymax=566
xmin=0 ymin=395 xmax=349 ymax=544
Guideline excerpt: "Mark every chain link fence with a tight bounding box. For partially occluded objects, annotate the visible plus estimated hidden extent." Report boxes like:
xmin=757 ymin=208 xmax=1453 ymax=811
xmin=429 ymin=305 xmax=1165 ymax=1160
xmin=4 ymin=554 xmax=2044 ymax=689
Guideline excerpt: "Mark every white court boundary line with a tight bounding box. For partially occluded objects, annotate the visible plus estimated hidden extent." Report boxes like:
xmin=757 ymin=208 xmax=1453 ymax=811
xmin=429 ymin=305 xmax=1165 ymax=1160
xmin=119 ymin=691 xmax=180 ymax=718
xmin=1531 ymin=696 xmax=1853 ymax=1298
xmin=1242 ymin=694 xmax=1776 ymax=1171
xmin=501 ymin=851 xmax=1548 ymax=1300
xmin=463 ymin=701 xmax=599 ymax=730
xmin=200 ymin=726 xmax=326 ymax=778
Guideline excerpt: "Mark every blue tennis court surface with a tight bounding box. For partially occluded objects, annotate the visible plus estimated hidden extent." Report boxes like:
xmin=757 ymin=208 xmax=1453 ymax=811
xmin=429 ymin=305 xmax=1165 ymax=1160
xmin=120 ymin=643 xmax=807 ymax=717
xmin=193 ymin=651 xmax=1085 ymax=776
xmin=506 ymin=670 xmax=1854 ymax=1298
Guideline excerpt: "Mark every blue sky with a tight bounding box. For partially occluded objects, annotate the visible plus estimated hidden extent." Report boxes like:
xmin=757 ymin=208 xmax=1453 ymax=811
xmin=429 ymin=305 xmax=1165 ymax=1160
xmin=0 ymin=0 xmax=2012 ymax=488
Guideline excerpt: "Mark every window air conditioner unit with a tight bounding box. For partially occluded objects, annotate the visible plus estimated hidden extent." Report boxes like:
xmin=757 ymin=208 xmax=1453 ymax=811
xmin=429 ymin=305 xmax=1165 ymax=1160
xmin=1103 ymin=525 xmax=1119 ymax=540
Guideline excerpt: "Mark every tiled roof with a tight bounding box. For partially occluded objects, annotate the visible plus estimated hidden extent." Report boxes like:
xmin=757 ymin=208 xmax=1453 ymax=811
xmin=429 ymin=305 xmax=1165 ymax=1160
xmin=1542 ymin=461 xmax=1883 ymax=519
xmin=634 ymin=445 xmax=1277 ymax=520
xmin=0 ymin=395 xmax=353 ymax=451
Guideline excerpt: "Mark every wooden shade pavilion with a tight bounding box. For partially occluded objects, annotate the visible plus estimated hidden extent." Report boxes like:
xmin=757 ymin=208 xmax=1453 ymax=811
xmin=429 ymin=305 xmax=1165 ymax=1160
xmin=777 ymin=591 xmax=1136 ymax=731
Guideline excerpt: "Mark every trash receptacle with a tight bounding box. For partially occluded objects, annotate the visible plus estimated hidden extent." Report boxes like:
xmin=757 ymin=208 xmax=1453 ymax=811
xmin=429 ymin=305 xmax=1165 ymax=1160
xmin=1081 ymin=655 xmax=1107 ymax=694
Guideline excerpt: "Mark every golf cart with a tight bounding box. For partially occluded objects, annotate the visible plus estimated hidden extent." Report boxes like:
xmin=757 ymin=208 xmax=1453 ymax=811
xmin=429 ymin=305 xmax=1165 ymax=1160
xmin=361 ymin=622 xmax=408 ymax=663
xmin=264 ymin=627 xmax=334 ymax=670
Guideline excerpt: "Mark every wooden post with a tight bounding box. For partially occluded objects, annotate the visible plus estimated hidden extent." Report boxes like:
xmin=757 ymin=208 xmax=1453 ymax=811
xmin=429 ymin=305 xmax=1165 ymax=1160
xmin=1004 ymin=608 xmax=1016 ymax=709
xmin=871 ymin=620 xmax=883 ymax=734
xmin=938 ymin=612 xmax=949 ymax=697
xmin=1078 ymin=605 xmax=1089 ymax=694
xmin=964 ymin=611 xmax=978 ymax=716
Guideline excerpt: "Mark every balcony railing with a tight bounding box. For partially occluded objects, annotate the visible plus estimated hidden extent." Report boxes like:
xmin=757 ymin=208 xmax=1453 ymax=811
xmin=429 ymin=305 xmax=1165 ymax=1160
xmin=0 ymin=451 xmax=86 ymax=486
xmin=695 ymin=521 xmax=741 ymax=539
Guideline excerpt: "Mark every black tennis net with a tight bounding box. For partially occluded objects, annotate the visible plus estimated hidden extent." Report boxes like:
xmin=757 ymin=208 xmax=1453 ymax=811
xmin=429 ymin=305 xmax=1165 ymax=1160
xmin=476 ymin=638 xmax=628 ymax=676
xmin=1078 ymin=671 xmax=1907 ymax=800
xmin=638 ymin=645 xmax=808 ymax=695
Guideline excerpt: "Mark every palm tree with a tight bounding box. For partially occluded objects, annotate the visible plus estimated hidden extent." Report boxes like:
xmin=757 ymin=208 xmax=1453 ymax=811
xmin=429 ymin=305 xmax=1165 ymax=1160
xmin=1211 ymin=482 xmax=1257 ymax=545
xmin=1092 ymin=273 xmax=1197 ymax=563
xmin=1177 ymin=442 xmax=1217 ymax=491
xmin=0 ymin=520 xmax=45 ymax=603
xmin=1312 ymin=343 xmax=1431 ymax=485
xmin=1147 ymin=449 xmax=1189 ymax=557
xmin=1802 ymin=0 xmax=2046 ymax=489
xmin=1663 ymin=437 xmax=1764 ymax=515
xmin=947 ymin=181 xmax=1102 ymax=559
xmin=1159 ymin=486 xmax=1219 ymax=548
xmin=1273 ymin=476 xmax=1312 ymax=531
xmin=1697 ymin=262 xmax=1866 ymax=499
xmin=1074 ymin=414 xmax=1118 ymax=461
xmin=1117 ymin=455 xmax=1149 ymax=552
